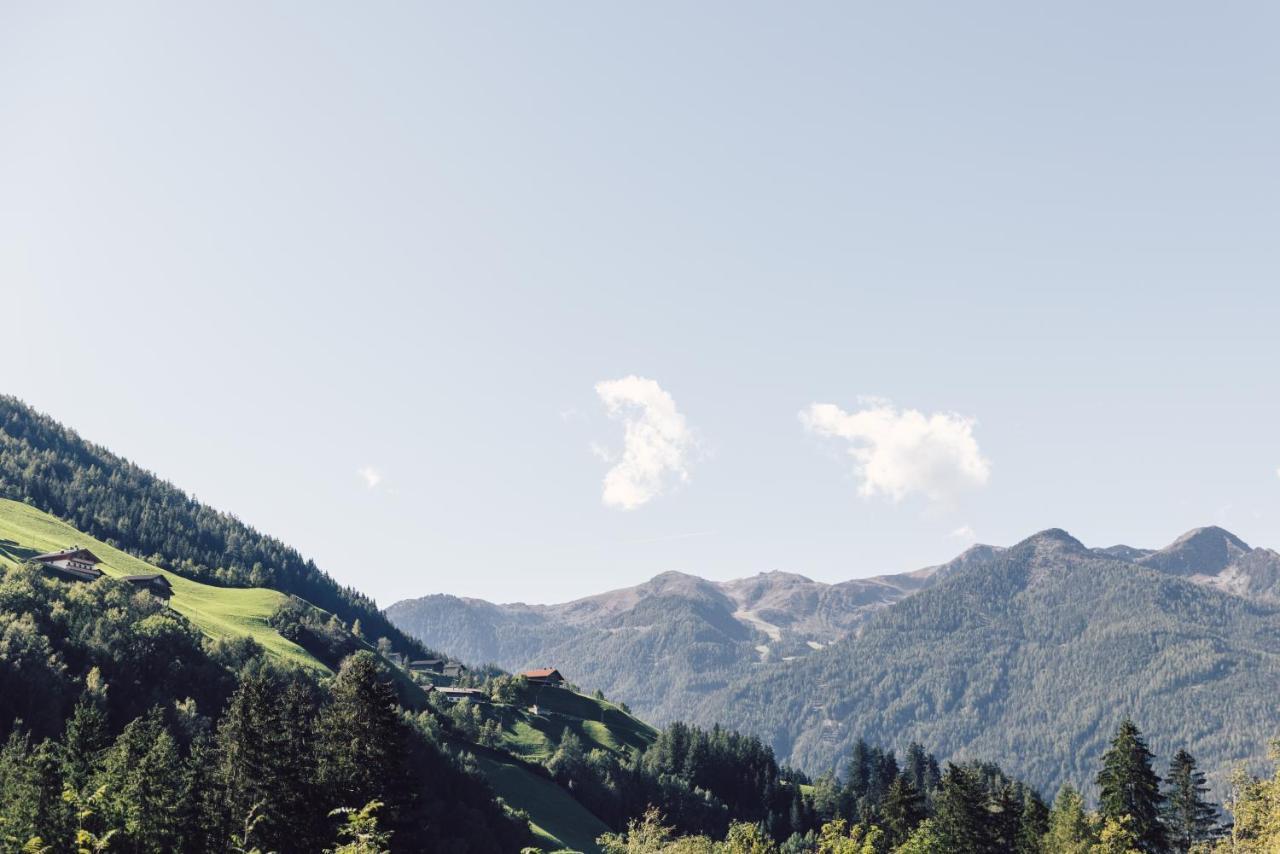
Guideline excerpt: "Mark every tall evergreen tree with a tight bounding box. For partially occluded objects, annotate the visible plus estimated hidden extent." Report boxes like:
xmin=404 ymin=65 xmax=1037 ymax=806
xmin=935 ymin=763 xmax=992 ymax=854
xmin=1162 ymin=749 xmax=1218 ymax=853
xmin=988 ymin=782 xmax=1024 ymax=852
xmin=212 ymin=667 xmax=302 ymax=852
xmin=1016 ymin=787 xmax=1050 ymax=854
xmin=1096 ymin=719 xmax=1167 ymax=854
xmin=95 ymin=709 xmax=185 ymax=854
xmin=60 ymin=690 xmax=110 ymax=793
xmin=316 ymin=653 xmax=410 ymax=825
xmin=882 ymin=774 xmax=925 ymax=846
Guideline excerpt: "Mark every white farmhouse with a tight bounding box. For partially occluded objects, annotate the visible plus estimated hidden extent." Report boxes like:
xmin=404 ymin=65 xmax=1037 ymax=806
xmin=33 ymin=546 xmax=104 ymax=581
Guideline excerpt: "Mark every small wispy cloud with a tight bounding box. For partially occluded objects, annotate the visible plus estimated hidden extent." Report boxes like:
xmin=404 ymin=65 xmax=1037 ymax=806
xmin=594 ymin=375 xmax=693 ymax=510
xmin=800 ymin=397 xmax=991 ymax=503
xmin=950 ymin=525 xmax=977 ymax=543
xmin=357 ymin=466 xmax=383 ymax=490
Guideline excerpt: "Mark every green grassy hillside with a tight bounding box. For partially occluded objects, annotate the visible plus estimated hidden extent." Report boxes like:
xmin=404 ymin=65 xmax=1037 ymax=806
xmin=0 ymin=498 xmax=327 ymax=673
xmin=473 ymin=751 xmax=608 ymax=853
xmin=494 ymin=686 xmax=657 ymax=763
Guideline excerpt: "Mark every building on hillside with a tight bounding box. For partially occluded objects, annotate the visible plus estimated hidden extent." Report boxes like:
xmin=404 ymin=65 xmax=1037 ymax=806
xmin=436 ymin=686 xmax=485 ymax=703
xmin=385 ymin=652 xmax=407 ymax=668
xmin=121 ymin=574 xmax=174 ymax=600
xmin=33 ymin=547 xmax=104 ymax=582
xmin=442 ymin=662 xmax=467 ymax=680
xmin=408 ymin=659 xmax=445 ymax=674
xmin=521 ymin=668 xmax=565 ymax=687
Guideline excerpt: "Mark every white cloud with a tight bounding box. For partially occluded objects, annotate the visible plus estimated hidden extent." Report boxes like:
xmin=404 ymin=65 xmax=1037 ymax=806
xmin=800 ymin=398 xmax=991 ymax=502
xmin=950 ymin=525 xmax=977 ymax=543
xmin=357 ymin=466 xmax=383 ymax=489
xmin=594 ymin=376 xmax=693 ymax=510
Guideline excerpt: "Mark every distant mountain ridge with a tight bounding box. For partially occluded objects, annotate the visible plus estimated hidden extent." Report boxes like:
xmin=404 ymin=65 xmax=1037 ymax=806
xmin=389 ymin=524 xmax=1280 ymax=797
xmin=388 ymin=525 xmax=1280 ymax=683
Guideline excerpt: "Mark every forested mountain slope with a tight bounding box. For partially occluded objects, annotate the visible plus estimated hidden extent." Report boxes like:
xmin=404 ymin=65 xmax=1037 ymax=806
xmin=387 ymin=548 xmax=998 ymax=722
xmin=696 ymin=529 xmax=1280 ymax=797
xmin=393 ymin=525 xmax=1280 ymax=802
xmin=0 ymin=396 xmax=430 ymax=659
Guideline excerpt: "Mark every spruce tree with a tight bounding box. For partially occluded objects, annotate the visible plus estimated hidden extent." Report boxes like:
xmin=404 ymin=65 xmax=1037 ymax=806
xmin=988 ymin=783 xmax=1024 ymax=852
xmin=1096 ymin=719 xmax=1167 ymax=854
xmin=935 ymin=763 xmax=991 ymax=853
xmin=1016 ymin=788 xmax=1050 ymax=854
xmin=882 ymin=774 xmax=925 ymax=846
xmin=904 ymin=743 xmax=927 ymax=789
xmin=96 ymin=709 xmax=185 ymax=853
xmin=317 ymin=652 xmax=410 ymax=825
xmin=1162 ymin=749 xmax=1218 ymax=852
xmin=60 ymin=691 xmax=110 ymax=793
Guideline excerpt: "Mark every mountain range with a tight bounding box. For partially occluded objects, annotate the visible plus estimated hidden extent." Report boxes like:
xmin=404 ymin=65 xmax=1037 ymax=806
xmin=389 ymin=524 xmax=1280 ymax=796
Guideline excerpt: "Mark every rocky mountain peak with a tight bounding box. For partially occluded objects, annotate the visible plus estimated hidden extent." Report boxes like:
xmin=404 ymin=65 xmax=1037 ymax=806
xmin=1139 ymin=526 xmax=1251 ymax=576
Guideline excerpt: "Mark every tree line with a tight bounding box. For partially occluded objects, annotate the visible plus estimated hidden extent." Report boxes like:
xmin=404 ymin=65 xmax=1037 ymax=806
xmin=0 ymin=395 xmax=430 ymax=661
xmin=598 ymin=718 xmax=1261 ymax=853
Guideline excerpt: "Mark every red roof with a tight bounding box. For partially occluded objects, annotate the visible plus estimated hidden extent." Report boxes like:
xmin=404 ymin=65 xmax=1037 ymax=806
xmin=522 ymin=668 xmax=563 ymax=680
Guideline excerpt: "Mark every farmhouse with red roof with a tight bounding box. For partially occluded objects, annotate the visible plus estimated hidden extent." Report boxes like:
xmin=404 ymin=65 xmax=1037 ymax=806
xmin=521 ymin=667 xmax=565 ymax=687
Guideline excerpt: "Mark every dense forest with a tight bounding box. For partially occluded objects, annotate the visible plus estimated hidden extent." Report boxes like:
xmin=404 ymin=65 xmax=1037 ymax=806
xmin=0 ymin=396 xmax=427 ymax=659
xmin=0 ymin=562 xmax=529 ymax=852
xmin=595 ymin=721 xmax=1280 ymax=854
xmin=711 ymin=530 xmax=1280 ymax=795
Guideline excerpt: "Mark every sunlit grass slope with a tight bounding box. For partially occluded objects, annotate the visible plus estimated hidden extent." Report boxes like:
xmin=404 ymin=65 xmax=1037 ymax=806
xmin=0 ymin=497 xmax=326 ymax=673
xmin=496 ymin=686 xmax=658 ymax=763
xmin=473 ymin=751 xmax=607 ymax=853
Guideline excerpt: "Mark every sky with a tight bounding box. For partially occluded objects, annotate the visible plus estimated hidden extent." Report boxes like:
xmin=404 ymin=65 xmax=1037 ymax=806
xmin=2 ymin=2 xmax=1279 ymax=607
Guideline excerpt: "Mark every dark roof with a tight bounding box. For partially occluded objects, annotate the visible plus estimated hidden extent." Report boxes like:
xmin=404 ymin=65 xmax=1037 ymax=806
xmin=38 ymin=563 xmax=103 ymax=581
xmin=33 ymin=547 xmax=102 ymax=565
xmin=121 ymin=574 xmax=174 ymax=594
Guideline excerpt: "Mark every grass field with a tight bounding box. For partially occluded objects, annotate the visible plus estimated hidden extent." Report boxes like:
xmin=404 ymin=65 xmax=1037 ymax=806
xmin=490 ymin=685 xmax=658 ymax=764
xmin=0 ymin=498 xmax=327 ymax=673
xmin=473 ymin=751 xmax=608 ymax=853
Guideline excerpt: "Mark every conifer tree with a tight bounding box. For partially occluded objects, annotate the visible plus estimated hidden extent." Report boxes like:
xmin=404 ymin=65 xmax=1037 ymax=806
xmin=1016 ymin=787 xmax=1050 ymax=854
xmin=935 ymin=763 xmax=991 ymax=853
xmin=1096 ymin=719 xmax=1167 ymax=853
xmin=96 ymin=709 xmax=184 ymax=853
xmin=60 ymin=688 xmax=110 ymax=793
xmin=213 ymin=668 xmax=284 ymax=848
xmin=1162 ymin=749 xmax=1218 ymax=852
xmin=988 ymin=782 xmax=1024 ymax=852
xmin=316 ymin=653 xmax=409 ymax=828
xmin=882 ymin=774 xmax=925 ymax=846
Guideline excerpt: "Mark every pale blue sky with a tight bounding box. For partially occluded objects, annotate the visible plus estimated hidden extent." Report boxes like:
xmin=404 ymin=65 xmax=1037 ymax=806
xmin=3 ymin=3 xmax=1278 ymax=605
